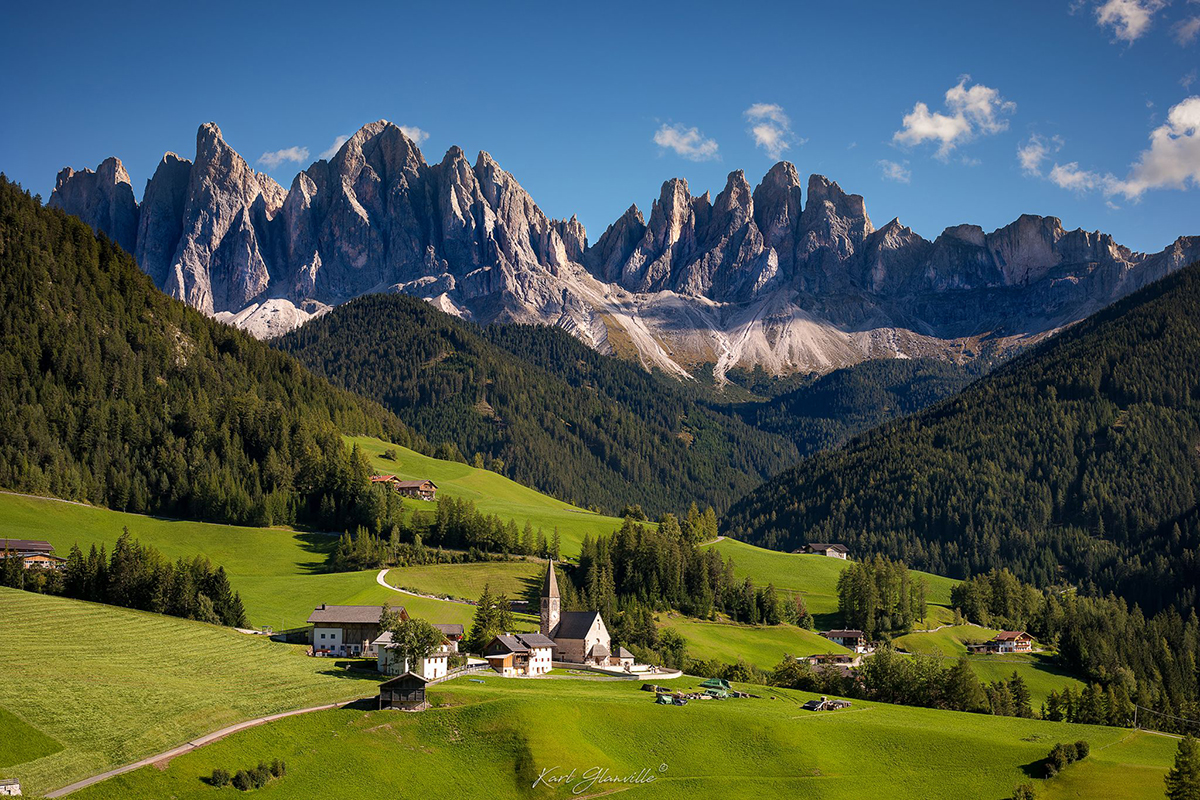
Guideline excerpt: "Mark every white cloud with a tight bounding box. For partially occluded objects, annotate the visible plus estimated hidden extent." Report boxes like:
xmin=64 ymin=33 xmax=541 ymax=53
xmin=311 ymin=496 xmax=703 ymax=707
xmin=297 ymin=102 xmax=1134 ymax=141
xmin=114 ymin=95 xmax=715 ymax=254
xmin=653 ymin=123 xmax=720 ymax=162
xmin=319 ymin=135 xmax=350 ymax=160
xmin=257 ymin=146 xmax=310 ymax=169
xmin=1184 ymin=69 xmax=1198 ymax=90
xmin=893 ymin=76 xmax=1015 ymax=158
xmin=744 ymin=103 xmax=799 ymax=160
xmin=878 ymin=159 xmax=912 ymax=183
xmin=1049 ymin=161 xmax=1119 ymax=192
xmin=1174 ymin=16 xmax=1200 ymax=45
xmin=399 ymin=125 xmax=429 ymax=144
xmin=1017 ymin=134 xmax=1064 ymax=176
xmin=1114 ymin=95 xmax=1200 ymax=197
xmin=1095 ymin=0 xmax=1166 ymax=43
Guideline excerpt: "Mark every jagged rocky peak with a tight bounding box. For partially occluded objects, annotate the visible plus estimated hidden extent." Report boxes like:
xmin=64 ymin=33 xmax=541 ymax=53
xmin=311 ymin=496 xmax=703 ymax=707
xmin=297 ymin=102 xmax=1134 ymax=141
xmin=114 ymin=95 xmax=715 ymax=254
xmin=48 ymin=155 xmax=139 ymax=254
xmin=585 ymin=204 xmax=646 ymax=282
xmin=552 ymin=215 xmax=587 ymax=263
xmin=135 ymin=152 xmax=193 ymax=287
xmin=752 ymin=161 xmax=803 ymax=264
xmin=985 ymin=214 xmax=1066 ymax=285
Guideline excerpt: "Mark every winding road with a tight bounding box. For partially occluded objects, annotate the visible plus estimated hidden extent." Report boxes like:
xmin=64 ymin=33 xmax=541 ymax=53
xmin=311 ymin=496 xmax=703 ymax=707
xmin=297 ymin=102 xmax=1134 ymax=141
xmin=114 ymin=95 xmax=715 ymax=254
xmin=374 ymin=568 xmax=474 ymax=605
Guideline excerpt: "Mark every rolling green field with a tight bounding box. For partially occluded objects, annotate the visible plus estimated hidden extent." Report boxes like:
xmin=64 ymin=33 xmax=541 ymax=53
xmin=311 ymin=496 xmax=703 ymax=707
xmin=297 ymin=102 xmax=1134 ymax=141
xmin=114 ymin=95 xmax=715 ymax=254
xmin=70 ymin=672 xmax=1176 ymax=800
xmin=351 ymin=435 xmax=632 ymax=558
xmin=0 ymin=492 xmax=476 ymax=631
xmin=658 ymin=615 xmax=849 ymax=669
xmin=702 ymin=537 xmax=958 ymax=626
xmin=385 ymin=561 xmax=543 ymax=602
xmin=0 ymin=588 xmax=386 ymax=797
xmin=894 ymin=625 xmax=1086 ymax=706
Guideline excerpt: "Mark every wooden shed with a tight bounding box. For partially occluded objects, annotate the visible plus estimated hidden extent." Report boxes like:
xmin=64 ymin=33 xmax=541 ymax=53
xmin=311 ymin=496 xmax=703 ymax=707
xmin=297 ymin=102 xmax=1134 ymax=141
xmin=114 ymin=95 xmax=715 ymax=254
xmin=379 ymin=671 xmax=430 ymax=711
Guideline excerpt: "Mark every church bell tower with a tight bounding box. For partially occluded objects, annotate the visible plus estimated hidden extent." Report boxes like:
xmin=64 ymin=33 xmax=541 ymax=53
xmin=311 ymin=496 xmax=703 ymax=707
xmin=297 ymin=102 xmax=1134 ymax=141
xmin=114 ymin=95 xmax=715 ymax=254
xmin=540 ymin=559 xmax=560 ymax=636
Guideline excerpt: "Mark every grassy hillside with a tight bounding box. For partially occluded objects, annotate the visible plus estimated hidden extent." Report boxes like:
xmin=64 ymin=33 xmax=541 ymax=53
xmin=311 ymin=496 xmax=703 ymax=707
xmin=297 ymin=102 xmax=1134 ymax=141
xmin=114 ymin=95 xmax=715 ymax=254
xmin=0 ymin=492 xmax=478 ymax=630
xmin=351 ymin=435 xmax=630 ymax=557
xmin=703 ymin=538 xmax=958 ymax=624
xmin=894 ymin=626 xmax=1086 ymax=706
xmin=0 ymin=589 xmax=386 ymax=796
xmin=277 ymin=292 xmax=798 ymax=517
xmin=385 ymin=561 xmax=542 ymax=602
xmin=659 ymin=615 xmax=849 ymax=668
xmin=70 ymin=673 xmax=1174 ymax=800
xmin=725 ymin=261 xmax=1200 ymax=615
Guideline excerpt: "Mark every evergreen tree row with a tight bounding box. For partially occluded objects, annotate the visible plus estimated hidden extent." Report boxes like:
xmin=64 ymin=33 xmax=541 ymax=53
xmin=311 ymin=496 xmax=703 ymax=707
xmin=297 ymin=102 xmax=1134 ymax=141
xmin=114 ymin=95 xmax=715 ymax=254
xmin=2 ymin=528 xmax=246 ymax=627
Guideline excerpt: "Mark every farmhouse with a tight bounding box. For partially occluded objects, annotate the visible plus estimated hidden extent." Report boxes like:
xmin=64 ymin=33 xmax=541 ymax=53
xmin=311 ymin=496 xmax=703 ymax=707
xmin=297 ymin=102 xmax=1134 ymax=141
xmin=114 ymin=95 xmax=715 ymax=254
xmin=371 ymin=475 xmax=437 ymax=500
xmin=0 ymin=777 xmax=21 ymax=796
xmin=968 ymin=631 xmax=1034 ymax=655
xmin=307 ymin=604 xmax=409 ymax=657
xmin=798 ymin=543 xmax=849 ymax=559
xmin=432 ymin=623 xmax=464 ymax=651
xmin=0 ymin=539 xmax=65 ymax=570
xmin=821 ymin=629 xmax=871 ymax=653
xmin=804 ymin=652 xmax=863 ymax=671
xmin=484 ymin=632 xmax=556 ymax=676
xmin=378 ymin=672 xmax=429 ymax=711
xmin=373 ymin=630 xmax=454 ymax=680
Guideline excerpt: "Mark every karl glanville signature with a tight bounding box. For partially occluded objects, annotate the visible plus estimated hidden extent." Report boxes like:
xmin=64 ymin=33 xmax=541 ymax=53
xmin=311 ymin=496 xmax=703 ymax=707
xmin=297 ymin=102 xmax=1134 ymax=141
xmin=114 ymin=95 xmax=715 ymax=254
xmin=533 ymin=763 xmax=667 ymax=794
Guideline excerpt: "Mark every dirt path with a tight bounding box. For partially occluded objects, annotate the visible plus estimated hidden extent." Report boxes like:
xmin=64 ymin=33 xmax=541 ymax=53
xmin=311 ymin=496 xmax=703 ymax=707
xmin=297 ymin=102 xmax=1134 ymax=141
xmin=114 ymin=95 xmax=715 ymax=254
xmin=44 ymin=699 xmax=363 ymax=797
xmin=374 ymin=568 xmax=474 ymax=605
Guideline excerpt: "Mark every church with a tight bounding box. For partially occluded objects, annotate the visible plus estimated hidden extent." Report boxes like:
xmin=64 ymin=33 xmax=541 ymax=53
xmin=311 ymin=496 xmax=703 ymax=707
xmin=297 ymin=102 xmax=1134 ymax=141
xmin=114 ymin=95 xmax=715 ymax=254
xmin=540 ymin=560 xmax=634 ymax=669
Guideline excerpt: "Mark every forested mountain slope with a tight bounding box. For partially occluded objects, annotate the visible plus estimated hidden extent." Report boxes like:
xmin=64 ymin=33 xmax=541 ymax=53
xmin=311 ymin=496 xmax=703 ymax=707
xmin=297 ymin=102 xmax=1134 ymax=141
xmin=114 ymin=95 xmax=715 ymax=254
xmin=724 ymin=261 xmax=1200 ymax=614
xmin=0 ymin=176 xmax=422 ymax=529
xmin=728 ymin=358 xmax=978 ymax=457
xmin=276 ymin=293 xmax=798 ymax=516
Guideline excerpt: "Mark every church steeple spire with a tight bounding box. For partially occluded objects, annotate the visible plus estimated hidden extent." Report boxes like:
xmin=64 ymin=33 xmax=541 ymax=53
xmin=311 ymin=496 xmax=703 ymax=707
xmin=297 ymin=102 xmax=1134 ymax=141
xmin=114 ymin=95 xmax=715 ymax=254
xmin=540 ymin=559 xmax=561 ymax=636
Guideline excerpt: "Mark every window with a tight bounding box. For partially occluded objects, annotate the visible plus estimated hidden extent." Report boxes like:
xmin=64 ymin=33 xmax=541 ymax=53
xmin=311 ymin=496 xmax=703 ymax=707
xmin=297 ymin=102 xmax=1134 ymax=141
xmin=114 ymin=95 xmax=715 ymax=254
xmin=320 ymin=633 xmax=326 ymax=639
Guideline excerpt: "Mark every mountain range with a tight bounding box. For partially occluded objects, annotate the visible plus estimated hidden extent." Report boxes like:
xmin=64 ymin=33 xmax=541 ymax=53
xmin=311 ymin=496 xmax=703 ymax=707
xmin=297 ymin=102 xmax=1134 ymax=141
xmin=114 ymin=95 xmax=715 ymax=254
xmin=49 ymin=120 xmax=1200 ymax=380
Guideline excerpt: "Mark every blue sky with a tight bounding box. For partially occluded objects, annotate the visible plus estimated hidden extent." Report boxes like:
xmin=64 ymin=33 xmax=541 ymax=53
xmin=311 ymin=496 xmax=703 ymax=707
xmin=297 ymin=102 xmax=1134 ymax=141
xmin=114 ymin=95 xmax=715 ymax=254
xmin=2 ymin=0 xmax=1198 ymax=253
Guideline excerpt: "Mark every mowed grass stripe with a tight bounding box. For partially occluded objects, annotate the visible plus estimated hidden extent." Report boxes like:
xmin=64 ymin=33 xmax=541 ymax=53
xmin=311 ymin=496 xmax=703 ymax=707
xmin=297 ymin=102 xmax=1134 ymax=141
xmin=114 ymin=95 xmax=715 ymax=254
xmin=0 ymin=589 xmax=382 ymax=796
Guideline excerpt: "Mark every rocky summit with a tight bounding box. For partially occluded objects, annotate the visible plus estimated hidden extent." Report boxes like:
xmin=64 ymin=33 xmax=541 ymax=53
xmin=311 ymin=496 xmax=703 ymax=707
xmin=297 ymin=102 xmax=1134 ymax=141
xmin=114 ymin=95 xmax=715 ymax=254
xmin=49 ymin=120 xmax=1200 ymax=379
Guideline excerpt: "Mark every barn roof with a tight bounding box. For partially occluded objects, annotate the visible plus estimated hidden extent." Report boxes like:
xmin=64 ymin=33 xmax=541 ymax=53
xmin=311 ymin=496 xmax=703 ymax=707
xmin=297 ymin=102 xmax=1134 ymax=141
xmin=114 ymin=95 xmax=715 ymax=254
xmin=553 ymin=611 xmax=601 ymax=640
xmin=394 ymin=479 xmax=436 ymax=489
xmin=433 ymin=623 xmax=465 ymax=637
xmin=823 ymin=629 xmax=865 ymax=638
xmin=995 ymin=631 xmax=1031 ymax=640
xmin=379 ymin=671 xmax=429 ymax=688
xmin=0 ymin=539 xmax=53 ymax=553
xmin=517 ymin=633 xmax=557 ymax=649
xmin=807 ymin=543 xmax=848 ymax=552
xmin=307 ymin=604 xmax=405 ymax=625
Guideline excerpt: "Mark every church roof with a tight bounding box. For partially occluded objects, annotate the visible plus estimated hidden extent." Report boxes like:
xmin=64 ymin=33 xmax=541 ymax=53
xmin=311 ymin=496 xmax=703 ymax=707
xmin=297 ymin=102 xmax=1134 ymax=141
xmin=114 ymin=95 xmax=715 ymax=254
xmin=589 ymin=642 xmax=611 ymax=658
xmin=553 ymin=610 xmax=601 ymax=640
xmin=542 ymin=560 xmax=559 ymax=598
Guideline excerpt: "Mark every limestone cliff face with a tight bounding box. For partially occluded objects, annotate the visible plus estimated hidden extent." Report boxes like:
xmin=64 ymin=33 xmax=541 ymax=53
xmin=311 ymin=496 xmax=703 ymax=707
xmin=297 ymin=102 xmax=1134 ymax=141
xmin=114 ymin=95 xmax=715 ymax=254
xmin=48 ymin=119 xmax=1200 ymax=379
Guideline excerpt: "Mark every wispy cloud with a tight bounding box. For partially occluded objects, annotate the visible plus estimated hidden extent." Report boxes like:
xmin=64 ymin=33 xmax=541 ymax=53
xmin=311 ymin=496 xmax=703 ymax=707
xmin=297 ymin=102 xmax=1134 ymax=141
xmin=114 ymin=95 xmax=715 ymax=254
xmin=399 ymin=125 xmax=429 ymax=144
xmin=653 ymin=123 xmax=720 ymax=161
xmin=319 ymin=135 xmax=350 ymax=160
xmin=1183 ymin=69 xmax=1198 ymax=90
xmin=1095 ymin=0 xmax=1167 ymax=43
xmin=893 ymin=76 xmax=1015 ymax=158
xmin=878 ymin=159 xmax=912 ymax=183
xmin=257 ymin=146 xmax=310 ymax=169
xmin=744 ymin=103 xmax=801 ymax=160
xmin=1173 ymin=15 xmax=1200 ymax=45
xmin=1017 ymin=134 xmax=1064 ymax=176
xmin=1049 ymin=161 xmax=1118 ymax=192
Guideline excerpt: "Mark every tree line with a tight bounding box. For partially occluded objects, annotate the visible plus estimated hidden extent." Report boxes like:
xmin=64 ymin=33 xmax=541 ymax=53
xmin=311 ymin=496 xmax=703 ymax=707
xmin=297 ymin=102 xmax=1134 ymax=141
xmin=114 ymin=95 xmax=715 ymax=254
xmin=2 ymin=528 xmax=246 ymax=627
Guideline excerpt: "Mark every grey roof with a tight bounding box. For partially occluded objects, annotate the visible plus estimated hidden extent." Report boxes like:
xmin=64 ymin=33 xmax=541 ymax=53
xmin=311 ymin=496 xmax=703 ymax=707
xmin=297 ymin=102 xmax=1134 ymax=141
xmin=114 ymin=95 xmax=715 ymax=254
xmin=380 ymin=671 xmax=428 ymax=687
xmin=823 ymin=629 xmax=864 ymax=639
xmin=552 ymin=611 xmax=601 ymax=640
xmin=616 ymin=646 xmax=633 ymax=659
xmin=0 ymin=539 xmax=52 ymax=553
xmin=395 ymin=479 xmax=436 ymax=489
xmin=589 ymin=642 xmax=611 ymax=658
xmin=490 ymin=634 xmax=528 ymax=653
xmin=807 ymin=543 xmax=848 ymax=552
xmin=307 ymin=604 xmax=402 ymax=625
xmin=542 ymin=560 xmax=559 ymax=598
xmin=516 ymin=633 xmax=557 ymax=649
xmin=433 ymin=623 xmax=464 ymax=637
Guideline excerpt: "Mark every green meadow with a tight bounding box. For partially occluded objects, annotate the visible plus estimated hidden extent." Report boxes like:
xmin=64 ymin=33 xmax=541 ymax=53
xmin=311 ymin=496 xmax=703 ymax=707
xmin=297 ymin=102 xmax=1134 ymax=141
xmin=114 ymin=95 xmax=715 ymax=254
xmin=894 ymin=626 xmax=1087 ymax=707
xmin=702 ymin=537 xmax=958 ymax=626
xmin=0 ymin=588 xmax=385 ymax=797
xmin=658 ymin=614 xmax=850 ymax=669
xmin=349 ymin=435 xmax=632 ymax=557
xmin=0 ymin=492 xmax=476 ymax=630
xmin=69 ymin=672 xmax=1176 ymax=800
xmin=385 ymin=560 xmax=543 ymax=602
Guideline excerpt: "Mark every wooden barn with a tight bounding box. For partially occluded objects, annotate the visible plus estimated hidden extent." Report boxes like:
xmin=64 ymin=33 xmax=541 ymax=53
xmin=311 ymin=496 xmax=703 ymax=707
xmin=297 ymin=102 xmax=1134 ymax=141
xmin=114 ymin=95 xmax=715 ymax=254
xmin=378 ymin=672 xmax=429 ymax=711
